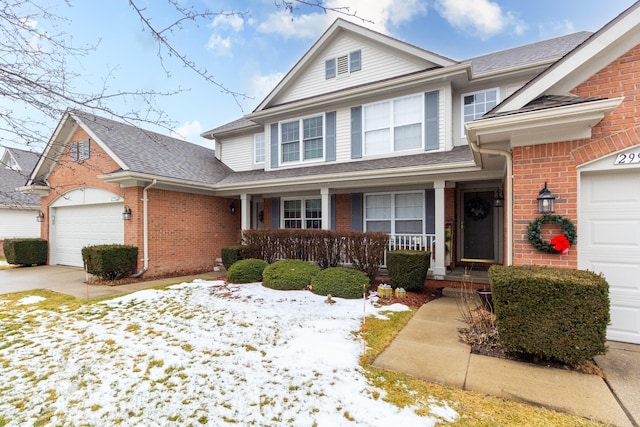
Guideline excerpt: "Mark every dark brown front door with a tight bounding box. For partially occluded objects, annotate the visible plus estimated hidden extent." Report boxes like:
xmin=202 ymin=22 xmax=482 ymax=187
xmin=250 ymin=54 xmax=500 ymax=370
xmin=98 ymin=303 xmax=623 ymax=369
xmin=461 ymin=190 xmax=495 ymax=262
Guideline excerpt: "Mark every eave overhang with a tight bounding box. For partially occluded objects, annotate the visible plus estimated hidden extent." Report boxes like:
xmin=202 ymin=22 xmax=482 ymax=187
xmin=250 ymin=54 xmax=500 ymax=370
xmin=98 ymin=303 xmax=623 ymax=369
xmin=17 ymin=184 xmax=51 ymax=197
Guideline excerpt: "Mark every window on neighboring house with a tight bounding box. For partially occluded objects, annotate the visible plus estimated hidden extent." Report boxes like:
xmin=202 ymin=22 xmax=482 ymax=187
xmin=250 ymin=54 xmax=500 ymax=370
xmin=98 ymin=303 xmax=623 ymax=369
xmin=283 ymin=198 xmax=322 ymax=229
xmin=71 ymin=139 xmax=90 ymax=162
xmin=5 ymin=155 xmax=19 ymax=170
xmin=280 ymin=116 xmax=324 ymax=164
xmin=325 ymin=50 xmax=361 ymax=79
xmin=365 ymin=192 xmax=424 ymax=234
xmin=363 ymin=94 xmax=423 ymax=155
xmin=254 ymin=132 xmax=265 ymax=164
xmin=462 ymin=88 xmax=498 ymax=128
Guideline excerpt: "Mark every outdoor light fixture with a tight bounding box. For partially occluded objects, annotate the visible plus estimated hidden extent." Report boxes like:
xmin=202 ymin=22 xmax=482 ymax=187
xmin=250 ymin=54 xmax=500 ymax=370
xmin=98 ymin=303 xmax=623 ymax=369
xmin=36 ymin=211 xmax=45 ymax=222
xmin=122 ymin=205 xmax=132 ymax=220
xmin=494 ymin=188 xmax=504 ymax=208
xmin=537 ymin=182 xmax=556 ymax=214
xmin=229 ymin=202 xmax=236 ymax=214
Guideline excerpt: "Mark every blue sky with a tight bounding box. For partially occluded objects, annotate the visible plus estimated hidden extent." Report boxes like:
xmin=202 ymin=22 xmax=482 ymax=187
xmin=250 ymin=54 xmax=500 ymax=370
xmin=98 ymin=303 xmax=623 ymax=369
xmin=14 ymin=0 xmax=640 ymax=149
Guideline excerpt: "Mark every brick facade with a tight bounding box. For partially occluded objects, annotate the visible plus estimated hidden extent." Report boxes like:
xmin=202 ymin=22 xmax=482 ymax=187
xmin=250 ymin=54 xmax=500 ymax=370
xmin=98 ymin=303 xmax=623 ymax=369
xmin=511 ymin=44 xmax=640 ymax=268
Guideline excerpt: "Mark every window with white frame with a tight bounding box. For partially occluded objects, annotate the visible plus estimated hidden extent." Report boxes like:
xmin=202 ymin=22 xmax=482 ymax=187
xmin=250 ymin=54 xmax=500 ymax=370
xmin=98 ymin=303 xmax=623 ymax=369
xmin=254 ymin=132 xmax=265 ymax=164
xmin=363 ymin=94 xmax=423 ymax=155
xmin=325 ymin=50 xmax=361 ymax=79
xmin=283 ymin=198 xmax=322 ymax=229
xmin=280 ymin=116 xmax=324 ymax=164
xmin=462 ymin=88 xmax=498 ymax=127
xmin=365 ymin=192 xmax=424 ymax=234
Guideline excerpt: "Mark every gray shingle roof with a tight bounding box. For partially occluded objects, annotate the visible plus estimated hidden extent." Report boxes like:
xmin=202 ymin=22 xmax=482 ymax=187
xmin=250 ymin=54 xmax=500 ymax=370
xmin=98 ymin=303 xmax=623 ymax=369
xmin=218 ymin=146 xmax=474 ymax=185
xmin=482 ymin=94 xmax=605 ymax=119
xmin=72 ymin=111 xmax=234 ymax=185
xmin=467 ymin=32 xmax=593 ymax=74
xmin=0 ymin=148 xmax=41 ymax=207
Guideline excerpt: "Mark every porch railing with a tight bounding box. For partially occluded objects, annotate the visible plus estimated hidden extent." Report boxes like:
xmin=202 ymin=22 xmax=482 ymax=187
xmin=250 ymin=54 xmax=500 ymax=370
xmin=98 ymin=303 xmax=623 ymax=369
xmin=385 ymin=233 xmax=436 ymax=268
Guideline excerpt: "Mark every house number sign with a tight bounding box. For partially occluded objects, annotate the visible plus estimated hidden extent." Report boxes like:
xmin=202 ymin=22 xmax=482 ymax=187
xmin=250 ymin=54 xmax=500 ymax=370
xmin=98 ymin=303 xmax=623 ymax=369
xmin=614 ymin=152 xmax=640 ymax=165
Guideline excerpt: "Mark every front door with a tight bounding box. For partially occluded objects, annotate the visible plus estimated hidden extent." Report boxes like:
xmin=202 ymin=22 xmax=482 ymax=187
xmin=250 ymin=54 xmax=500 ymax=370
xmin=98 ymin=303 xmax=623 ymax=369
xmin=461 ymin=190 xmax=498 ymax=263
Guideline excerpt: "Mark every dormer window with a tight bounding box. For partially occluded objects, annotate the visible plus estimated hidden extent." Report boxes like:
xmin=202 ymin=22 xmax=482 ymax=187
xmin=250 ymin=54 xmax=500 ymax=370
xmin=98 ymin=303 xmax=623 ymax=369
xmin=325 ymin=50 xmax=361 ymax=79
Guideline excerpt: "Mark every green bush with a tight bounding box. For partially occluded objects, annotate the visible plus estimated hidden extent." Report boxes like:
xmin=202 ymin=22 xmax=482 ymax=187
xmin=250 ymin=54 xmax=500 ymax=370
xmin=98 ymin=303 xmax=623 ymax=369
xmin=82 ymin=244 xmax=138 ymax=280
xmin=227 ymin=258 xmax=269 ymax=284
xmin=310 ymin=267 xmax=368 ymax=299
xmin=3 ymin=238 xmax=47 ymax=266
xmin=221 ymin=245 xmax=244 ymax=270
xmin=489 ymin=265 xmax=609 ymax=366
xmin=262 ymin=259 xmax=320 ymax=291
xmin=386 ymin=250 xmax=431 ymax=291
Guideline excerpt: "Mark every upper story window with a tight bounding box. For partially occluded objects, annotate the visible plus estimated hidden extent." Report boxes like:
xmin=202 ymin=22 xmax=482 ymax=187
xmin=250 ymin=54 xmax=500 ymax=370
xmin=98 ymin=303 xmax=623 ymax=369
xmin=283 ymin=198 xmax=322 ymax=229
xmin=325 ymin=50 xmax=361 ymax=79
xmin=462 ymin=88 xmax=498 ymax=127
xmin=363 ymin=94 xmax=423 ymax=156
xmin=365 ymin=192 xmax=424 ymax=234
xmin=254 ymin=132 xmax=265 ymax=164
xmin=280 ymin=115 xmax=324 ymax=164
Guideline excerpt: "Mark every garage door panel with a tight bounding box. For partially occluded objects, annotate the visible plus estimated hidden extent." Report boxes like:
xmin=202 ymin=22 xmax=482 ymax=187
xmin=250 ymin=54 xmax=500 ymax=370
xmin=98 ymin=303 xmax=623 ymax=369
xmin=589 ymin=219 xmax=640 ymax=247
xmin=587 ymin=261 xmax=640 ymax=290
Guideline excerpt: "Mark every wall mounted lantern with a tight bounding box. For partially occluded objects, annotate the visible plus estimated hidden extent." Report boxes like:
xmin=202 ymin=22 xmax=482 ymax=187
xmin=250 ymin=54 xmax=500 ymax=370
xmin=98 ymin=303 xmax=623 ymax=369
xmin=229 ymin=202 xmax=236 ymax=214
xmin=36 ymin=211 xmax=45 ymax=222
xmin=493 ymin=188 xmax=504 ymax=208
xmin=122 ymin=205 xmax=132 ymax=220
xmin=537 ymin=182 xmax=556 ymax=214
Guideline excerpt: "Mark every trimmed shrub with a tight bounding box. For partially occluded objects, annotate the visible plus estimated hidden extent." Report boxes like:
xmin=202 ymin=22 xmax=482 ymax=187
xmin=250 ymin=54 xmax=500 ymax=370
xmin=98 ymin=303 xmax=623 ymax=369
xmin=221 ymin=245 xmax=244 ymax=270
xmin=262 ymin=259 xmax=320 ymax=291
xmin=490 ymin=265 xmax=609 ymax=366
xmin=386 ymin=250 xmax=431 ymax=291
xmin=310 ymin=267 xmax=368 ymax=299
xmin=3 ymin=238 xmax=47 ymax=266
xmin=82 ymin=244 xmax=138 ymax=280
xmin=227 ymin=258 xmax=269 ymax=284
xmin=344 ymin=231 xmax=389 ymax=284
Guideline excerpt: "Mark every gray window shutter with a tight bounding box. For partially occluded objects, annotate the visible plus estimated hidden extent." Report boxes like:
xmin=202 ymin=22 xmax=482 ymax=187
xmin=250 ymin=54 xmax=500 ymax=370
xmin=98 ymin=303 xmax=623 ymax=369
xmin=351 ymin=193 xmax=363 ymax=231
xmin=425 ymin=189 xmax=435 ymax=234
xmin=71 ymin=142 xmax=78 ymax=162
xmin=349 ymin=50 xmax=361 ymax=72
xmin=271 ymin=197 xmax=280 ymax=229
xmin=325 ymin=111 xmax=336 ymax=162
xmin=80 ymin=139 xmax=90 ymax=160
xmin=331 ymin=194 xmax=336 ymax=230
xmin=425 ymin=90 xmax=439 ymax=151
xmin=270 ymin=123 xmax=279 ymax=169
xmin=350 ymin=106 xmax=362 ymax=159
xmin=325 ymin=58 xmax=336 ymax=79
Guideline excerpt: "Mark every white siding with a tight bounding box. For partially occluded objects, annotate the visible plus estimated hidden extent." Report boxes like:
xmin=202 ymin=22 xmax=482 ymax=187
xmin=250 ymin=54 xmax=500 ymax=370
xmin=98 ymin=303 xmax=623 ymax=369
xmin=335 ymin=108 xmax=351 ymax=162
xmin=220 ymin=133 xmax=260 ymax=172
xmin=276 ymin=33 xmax=435 ymax=105
xmin=0 ymin=208 xmax=40 ymax=240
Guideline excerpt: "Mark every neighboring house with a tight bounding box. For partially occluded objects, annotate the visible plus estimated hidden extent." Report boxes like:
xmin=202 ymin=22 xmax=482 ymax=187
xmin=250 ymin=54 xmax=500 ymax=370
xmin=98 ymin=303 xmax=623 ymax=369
xmin=21 ymin=2 xmax=640 ymax=343
xmin=0 ymin=147 xmax=41 ymax=255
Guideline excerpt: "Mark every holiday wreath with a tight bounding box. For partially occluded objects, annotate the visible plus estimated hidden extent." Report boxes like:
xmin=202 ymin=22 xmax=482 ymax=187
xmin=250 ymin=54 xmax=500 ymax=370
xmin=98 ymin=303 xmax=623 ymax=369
xmin=527 ymin=214 xmax=577 ymax=255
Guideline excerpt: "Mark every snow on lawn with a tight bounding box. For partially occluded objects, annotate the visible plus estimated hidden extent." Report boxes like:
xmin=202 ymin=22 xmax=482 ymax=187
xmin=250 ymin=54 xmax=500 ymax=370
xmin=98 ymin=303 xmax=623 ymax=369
xmin=0 ymin=280 xmax=458 ymax=426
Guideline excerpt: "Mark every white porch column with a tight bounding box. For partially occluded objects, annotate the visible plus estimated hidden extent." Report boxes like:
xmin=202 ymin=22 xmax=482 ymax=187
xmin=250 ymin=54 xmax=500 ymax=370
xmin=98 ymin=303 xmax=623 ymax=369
xmin=433 ymin=180 xmax=446 ymax=278
xmin=321 ymin=187 xmax=331 ymax=230
xmin=240 ymin=193 xmax=250 ymax=231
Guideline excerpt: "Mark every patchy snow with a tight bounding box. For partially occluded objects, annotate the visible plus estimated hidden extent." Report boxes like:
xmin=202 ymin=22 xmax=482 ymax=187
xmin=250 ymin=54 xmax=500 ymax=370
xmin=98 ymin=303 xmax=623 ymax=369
xmin=16 ymin=295 xmax=46 ymax=305
xmin=0 ymin=280 xmax=458 ymax=426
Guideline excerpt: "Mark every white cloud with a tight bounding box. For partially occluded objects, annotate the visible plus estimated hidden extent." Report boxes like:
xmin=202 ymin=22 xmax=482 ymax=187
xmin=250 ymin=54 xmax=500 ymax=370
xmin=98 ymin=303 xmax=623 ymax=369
xmin=256 ymin=10 xmax=330 ymax=40
xmin=538 ymin=20 xmax=576 ymax=39
xmin=242 ymin=72 xmax=286 ymax=111
xmin=172 ymin=121 xmax=204 ymax=144
xmin=435 ymin=0 xmax=527 ymax=40
xmin=211 ymin=14 xmax=245 ymax=32
xmin=206 ymin=33 xmax=232 ymax=56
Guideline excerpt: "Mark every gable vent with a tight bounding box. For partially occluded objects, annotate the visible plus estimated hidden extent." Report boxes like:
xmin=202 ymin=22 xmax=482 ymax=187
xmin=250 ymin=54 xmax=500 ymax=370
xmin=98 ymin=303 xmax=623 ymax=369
xmin=337 ymin=55 xmax=349 ymax=75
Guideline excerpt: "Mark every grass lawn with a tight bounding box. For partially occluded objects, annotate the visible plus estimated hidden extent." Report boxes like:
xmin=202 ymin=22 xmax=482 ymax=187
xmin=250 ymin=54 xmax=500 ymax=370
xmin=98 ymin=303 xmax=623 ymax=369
xmin=0 ymin=281 xmax=608 ymax=426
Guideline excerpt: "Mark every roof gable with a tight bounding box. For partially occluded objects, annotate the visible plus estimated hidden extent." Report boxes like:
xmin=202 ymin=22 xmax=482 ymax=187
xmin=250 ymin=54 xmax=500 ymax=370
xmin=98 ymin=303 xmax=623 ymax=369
xmin=494 ymin=1 xmax=640 ymax=113
xmin=255 ymin=18 xmax=457 ymax=111
xmin=0 ymin=148 xmax=41 ymax=207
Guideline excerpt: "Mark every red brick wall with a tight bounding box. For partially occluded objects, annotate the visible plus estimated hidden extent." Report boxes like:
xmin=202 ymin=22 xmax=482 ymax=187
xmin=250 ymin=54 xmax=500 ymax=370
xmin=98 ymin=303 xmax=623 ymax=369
xmin=42 ymin=124 xmax=241 ymax=276
xmin=334 ymin=194 xmax=351 ymax=232
xmin=512 ymin=44 xmax=640 ymax=268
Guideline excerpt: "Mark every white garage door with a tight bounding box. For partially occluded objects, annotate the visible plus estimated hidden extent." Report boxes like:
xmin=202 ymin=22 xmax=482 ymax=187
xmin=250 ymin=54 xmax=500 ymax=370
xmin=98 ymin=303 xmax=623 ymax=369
xmin=580 ymin=168 xmax=640 ymax=344
xmin=51 ymin=203 xmax=124 ymax=267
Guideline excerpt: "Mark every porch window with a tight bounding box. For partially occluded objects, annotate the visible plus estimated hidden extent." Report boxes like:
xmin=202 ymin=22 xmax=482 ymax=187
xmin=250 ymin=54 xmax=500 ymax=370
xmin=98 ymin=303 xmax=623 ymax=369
xmin=462 ymin=88 xmax=498 ymax=128
xmin=363 ymin=94 xmax=423 ymax=155
xmin=283 ymin=198 xmax=322 ymax=229
xmin=365 ymin=192 xmax=424 ymax=234
xmin=280 ymin=116 xmax=323 ymax=164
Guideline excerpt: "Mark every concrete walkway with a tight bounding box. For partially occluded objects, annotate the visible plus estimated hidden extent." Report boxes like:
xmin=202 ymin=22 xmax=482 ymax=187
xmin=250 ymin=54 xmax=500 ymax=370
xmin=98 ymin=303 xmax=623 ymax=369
xmin=0 ymin=265 xmax=226 ymax=300
xmin=373 ymin=296 xmax=639 ymax=427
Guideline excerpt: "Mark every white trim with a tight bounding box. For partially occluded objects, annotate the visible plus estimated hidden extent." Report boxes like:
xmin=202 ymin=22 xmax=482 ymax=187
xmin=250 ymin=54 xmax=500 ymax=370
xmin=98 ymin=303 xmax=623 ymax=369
xmin=253 ymin=132 xmax=265 ymax=165
xmin=460 ymin=87 xmax=499 ymax=136
xmin=278 ymin=114 xmax=326 ymax=167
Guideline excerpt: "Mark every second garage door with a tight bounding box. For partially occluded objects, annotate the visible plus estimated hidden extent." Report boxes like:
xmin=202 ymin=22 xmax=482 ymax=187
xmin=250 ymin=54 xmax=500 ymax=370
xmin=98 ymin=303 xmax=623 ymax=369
xmin=51 ymin=202 xmax=124 ymax=267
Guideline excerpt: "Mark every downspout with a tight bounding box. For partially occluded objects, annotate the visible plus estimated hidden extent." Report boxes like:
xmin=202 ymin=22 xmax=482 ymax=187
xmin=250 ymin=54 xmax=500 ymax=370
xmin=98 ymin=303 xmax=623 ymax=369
xmin=465 ymin=130 xmax=513 ymax=266
xmin=130 ymin=179 xmax=157 ymax=277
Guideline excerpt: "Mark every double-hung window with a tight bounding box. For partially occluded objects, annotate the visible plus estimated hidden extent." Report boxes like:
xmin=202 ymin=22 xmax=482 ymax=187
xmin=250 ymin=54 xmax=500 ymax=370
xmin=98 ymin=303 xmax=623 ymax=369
xmin=365 ymin=192 xmax=424 ymax=234
xmin=283 ymin=198 xmax=322 ymax=229
xmin=462 ymin=88 xmax=498 ymax=128
xmin=280 ymin=116 xmax=324 ymax=164
xmin=363 ymin=94 xmax=423 ymax=155
xmin=254 ymin=133 xmax=265 ymax=164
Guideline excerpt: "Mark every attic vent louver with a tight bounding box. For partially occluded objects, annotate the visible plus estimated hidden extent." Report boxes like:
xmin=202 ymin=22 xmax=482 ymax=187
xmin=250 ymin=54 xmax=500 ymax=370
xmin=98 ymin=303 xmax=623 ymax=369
xmin=337 ymin=55 xmax=349 ymax=75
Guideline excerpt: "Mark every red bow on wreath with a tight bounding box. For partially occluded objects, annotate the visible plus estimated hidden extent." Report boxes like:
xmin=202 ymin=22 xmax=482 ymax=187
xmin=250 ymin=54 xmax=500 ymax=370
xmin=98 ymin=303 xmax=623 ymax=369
xmin=550 ymin=235 xmax=570 ymax=255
